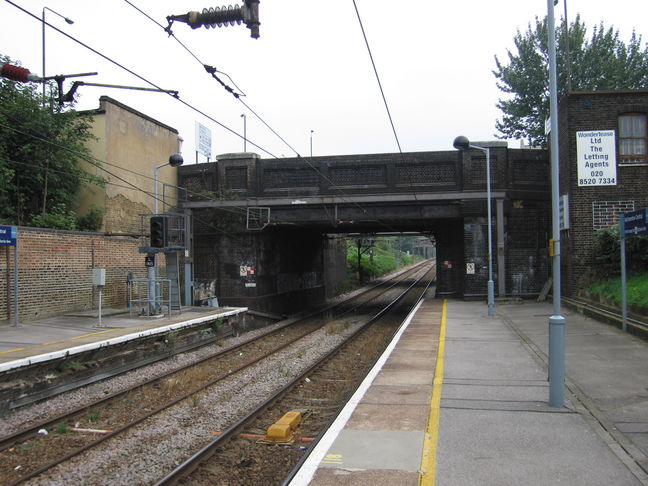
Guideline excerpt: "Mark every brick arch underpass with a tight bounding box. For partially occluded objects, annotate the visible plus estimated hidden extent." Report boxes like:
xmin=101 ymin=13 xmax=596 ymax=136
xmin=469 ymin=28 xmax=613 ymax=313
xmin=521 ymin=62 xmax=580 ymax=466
xmin=179 ymin=148 xmax=551 ymax=314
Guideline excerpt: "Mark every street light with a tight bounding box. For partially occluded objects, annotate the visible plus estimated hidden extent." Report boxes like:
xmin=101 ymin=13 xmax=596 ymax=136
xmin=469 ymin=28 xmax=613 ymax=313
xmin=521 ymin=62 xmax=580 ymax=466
xmin=149 ymin=154 xmax=183 ymax=314
xmin=310 ymin=130 xmax=314 ymax=157
xmin=453 ymin=135 xmax=495 ymax=317
xmin=42 ymin=7 xmax=74 ymax=105
xmin=241 ymin=114 xmax=247 ymax=152
xmin=546 ymin=0 xmax=566 ymax=408
xmin=154 ymin=153 xmax=184 ymax=214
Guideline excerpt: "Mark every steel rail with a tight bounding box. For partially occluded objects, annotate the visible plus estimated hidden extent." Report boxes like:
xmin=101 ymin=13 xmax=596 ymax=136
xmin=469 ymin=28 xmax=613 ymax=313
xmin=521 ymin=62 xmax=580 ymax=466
xmin=0 ymin=262 xmax=427 ymax=451
xmin=562 ymin=296 xmax=648 ymax=334
xmin=154 ymin=263 xmax=436 ymax=486
xmin=1 ymin=262 xmax=431 ymax=485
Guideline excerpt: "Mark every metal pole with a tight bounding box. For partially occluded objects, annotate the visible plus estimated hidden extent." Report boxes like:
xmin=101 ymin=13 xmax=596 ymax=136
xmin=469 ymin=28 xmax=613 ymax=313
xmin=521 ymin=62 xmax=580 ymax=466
xmin=13 ymin=245 xmax=18 ymax=327
xmin=98 ymin=286 xmax=103 ymax=328
xmin=310 ymin=130 xmax=314 ymax=157
xmin=241 ymin=114 xmax=247 ymax=152
xmin=485 ymin=147 xmax=494 ymax=317
xmin=150 ymin=163 xmax=164 ymax=315
xmin=42 ymin=8 xmax=73 ymax=105
xmin=469 ymin=145 xmax=495 ymax=316
xmin=620 ymin=214 xmax=627 ymax=332
xmin=42 ymin=8 xmax=46 ymax=105
xmin=547 ymin=0 xmax=565 ymax=408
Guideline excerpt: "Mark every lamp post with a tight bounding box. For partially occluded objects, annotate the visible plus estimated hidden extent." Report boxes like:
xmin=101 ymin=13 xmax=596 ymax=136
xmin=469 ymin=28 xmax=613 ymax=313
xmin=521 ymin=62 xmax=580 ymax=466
xmin=547 ymin=0 xmax=566 ymax=408
xmin=42 ymin=7 xmax=74 ymax=105
xmin=241 ymin=114 xmax=247 ymax=152
xmin=453 ymin=136 xmax=495 ymax=317
xmin=149 ymin=154 xmax=184 ymax=314
xmin=310 ymin=130 xmax=314 ymax=157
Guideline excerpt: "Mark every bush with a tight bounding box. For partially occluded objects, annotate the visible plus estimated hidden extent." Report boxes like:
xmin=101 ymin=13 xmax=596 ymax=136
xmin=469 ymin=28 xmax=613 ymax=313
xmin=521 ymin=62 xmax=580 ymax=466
xmin=77 ymin=207 xmax=104 ymax=232
xmin=592 ymin=226 xmax=648 ymax=278
xmin=29 ymin=203 xmax=77 ymax=231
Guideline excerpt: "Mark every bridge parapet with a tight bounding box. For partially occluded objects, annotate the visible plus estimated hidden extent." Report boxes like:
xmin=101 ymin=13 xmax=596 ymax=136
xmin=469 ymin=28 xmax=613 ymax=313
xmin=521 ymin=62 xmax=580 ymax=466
xmin=179 ymin=148 xmax=549 ymax=202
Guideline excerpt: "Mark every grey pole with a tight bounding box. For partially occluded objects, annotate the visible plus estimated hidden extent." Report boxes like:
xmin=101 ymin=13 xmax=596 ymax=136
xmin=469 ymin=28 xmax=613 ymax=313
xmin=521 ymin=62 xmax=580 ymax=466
xmin=620 ymin=214 xmax=628 ymax=332
xmin=310 ymin=130 xmax=314 ymax=157
xmin=241 ymin=114 xmax=247 ymax=152
xmin=547 ymin=0 xmax=566 ymax=408
xmin=484 ymin=146 xmax=495 ymax=317
xmin=13 ymin=244 xmax=18 ymax=327
xmin=452 ymin=136 xmax=495 ymax=317
xmin=42 ymin=7 xmax=74 ymax=105
xmin=150 ymin=154 xmax=183 ymax=314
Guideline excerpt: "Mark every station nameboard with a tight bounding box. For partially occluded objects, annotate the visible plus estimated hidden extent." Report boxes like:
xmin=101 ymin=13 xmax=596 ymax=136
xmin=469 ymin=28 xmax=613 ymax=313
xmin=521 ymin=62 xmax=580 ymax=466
xmin=0 ymin=225 xmax=17 ymax=246
xmin=622 ymin=208 xmax=648 ymax=237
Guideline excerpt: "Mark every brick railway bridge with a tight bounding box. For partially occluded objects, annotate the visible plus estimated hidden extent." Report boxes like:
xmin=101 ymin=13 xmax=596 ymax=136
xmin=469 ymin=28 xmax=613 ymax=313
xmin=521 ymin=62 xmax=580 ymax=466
xmin=178 ymin=145 xmax=551 ymax=314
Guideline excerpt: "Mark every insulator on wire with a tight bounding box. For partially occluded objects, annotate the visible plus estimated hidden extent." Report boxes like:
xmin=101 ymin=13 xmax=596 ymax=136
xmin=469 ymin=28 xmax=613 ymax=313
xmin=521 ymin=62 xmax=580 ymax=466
xmin=202 ymin=6 xmax=243 ymax=29
xmin=0 ymin=63 xmax=41 ymax=83
xmin=167 ymin=1 xmax=259 ymax=38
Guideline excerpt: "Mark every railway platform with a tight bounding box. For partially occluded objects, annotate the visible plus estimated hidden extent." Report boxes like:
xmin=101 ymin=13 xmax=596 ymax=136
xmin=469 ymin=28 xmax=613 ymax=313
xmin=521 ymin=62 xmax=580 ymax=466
xmin=0 ymin=306 xmax=246 ymax=371
xmin=290 ymin=298 xmax=648 ymax=486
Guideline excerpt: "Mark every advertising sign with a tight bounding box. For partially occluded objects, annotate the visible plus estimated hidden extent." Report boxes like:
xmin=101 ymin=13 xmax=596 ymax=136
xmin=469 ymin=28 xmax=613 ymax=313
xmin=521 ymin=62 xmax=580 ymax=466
xmin=576 ymin=130 xmax=617 ymax=186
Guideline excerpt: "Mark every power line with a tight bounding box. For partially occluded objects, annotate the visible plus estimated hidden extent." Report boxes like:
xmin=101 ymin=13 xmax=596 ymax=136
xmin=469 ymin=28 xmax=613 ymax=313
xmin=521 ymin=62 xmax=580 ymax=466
xmin=351 ymin=0 xmax=404 ymax=155
xmin=3 ymin=0 xmax=278 ymax=159
xmin=122 ymin=1 xmax=405 ymax=231
xmin=351 ymin=0 xmax=422 ymax=204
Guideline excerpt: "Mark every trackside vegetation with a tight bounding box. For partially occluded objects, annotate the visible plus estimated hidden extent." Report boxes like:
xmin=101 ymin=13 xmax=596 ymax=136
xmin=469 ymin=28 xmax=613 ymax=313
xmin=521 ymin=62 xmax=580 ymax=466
xmin=345 ymin=237 xmax=425 ymax=283
xmin=587 ymin=226 xmax=648 ymax=310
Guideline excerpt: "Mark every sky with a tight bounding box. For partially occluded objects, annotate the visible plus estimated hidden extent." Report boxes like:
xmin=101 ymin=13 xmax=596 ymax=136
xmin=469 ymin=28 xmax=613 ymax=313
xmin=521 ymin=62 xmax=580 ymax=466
xmin=1 ymin=0 xmax=647 ymax=166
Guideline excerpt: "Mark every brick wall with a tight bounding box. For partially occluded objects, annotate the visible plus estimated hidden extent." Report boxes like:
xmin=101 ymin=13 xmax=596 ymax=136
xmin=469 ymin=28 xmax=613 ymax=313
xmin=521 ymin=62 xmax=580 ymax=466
xmin=559 ymin=91 xmax=648 ymax=295
xmin=0 ymin=227 xmax=163 ymax=323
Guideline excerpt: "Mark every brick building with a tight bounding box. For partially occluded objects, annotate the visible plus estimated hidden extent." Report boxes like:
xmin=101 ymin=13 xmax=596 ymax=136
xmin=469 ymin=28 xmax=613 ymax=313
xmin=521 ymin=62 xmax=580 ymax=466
xmin=78 ymin=96 xmax=183 ymax=235
xmin=558 ymin=90 xmax=648 ymax=296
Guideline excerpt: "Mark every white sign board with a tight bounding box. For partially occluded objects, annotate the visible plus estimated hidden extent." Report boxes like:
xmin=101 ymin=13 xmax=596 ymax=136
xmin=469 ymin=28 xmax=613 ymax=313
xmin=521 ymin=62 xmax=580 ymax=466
xmin=195 ymin=121 xmax=212 ymax=158
xmin=576 ymin=130 xmax=617 ymax=186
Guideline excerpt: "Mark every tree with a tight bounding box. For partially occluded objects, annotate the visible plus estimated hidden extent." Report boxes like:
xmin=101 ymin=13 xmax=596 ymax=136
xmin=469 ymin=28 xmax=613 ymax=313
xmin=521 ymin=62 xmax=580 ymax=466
xmin=0 ymin=56 xmax=104 ymax=228
xmin=493 ymin=15 xmax=648 ymax=147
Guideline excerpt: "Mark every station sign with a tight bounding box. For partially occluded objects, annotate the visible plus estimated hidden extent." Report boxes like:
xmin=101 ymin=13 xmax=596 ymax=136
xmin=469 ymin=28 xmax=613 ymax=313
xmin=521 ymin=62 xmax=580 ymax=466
xmin=0 ymin=225 xmax=17 ymax=246
xmin=195 ymin=121 xmax=212 ymax=159
xmin=622 ymin=208 xmax=648 ymax=237
xmin=576 ymin=130 xmax=617 ymax=186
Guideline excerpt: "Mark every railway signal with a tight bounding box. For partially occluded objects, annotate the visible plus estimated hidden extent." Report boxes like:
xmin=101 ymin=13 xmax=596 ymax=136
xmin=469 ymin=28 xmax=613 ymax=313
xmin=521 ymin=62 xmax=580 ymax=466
xmin=150 ymin=216 xmax=167 ymax=248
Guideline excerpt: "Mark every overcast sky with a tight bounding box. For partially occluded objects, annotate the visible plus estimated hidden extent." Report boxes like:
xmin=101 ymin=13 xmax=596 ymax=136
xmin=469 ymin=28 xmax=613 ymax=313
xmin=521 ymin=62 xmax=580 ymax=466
xmin=1 ymin=0 xmax=647 ymax=165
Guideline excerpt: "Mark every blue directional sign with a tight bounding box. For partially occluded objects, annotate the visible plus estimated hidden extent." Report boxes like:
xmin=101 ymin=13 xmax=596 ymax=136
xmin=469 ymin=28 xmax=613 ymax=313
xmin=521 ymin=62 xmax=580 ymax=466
xmin=0 ymin=225 xmax=17 ymax=246
xmin=622 ymin=208 xmax=648 ymax=237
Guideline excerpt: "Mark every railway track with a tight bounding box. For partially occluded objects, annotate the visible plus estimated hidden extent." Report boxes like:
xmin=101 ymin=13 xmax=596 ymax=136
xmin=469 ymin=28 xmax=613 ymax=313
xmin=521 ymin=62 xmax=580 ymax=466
xmin=155 ymin=262 xmax=436 ymax=486
xmin=563 ymin=296 xmax=648 ymax=336
xmin=0 ymin=261 xmax=434 ymax=486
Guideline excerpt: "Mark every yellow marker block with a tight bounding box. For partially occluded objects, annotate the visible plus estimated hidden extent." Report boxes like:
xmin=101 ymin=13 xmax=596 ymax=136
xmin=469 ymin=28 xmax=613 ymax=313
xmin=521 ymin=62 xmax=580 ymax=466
xmin=276 ymin=410 xmax=302 ymax=429
xmin=266 ymin=423 xmax=293 ymax=441
xmin=265 ymin=410 xmax=303 ymax=442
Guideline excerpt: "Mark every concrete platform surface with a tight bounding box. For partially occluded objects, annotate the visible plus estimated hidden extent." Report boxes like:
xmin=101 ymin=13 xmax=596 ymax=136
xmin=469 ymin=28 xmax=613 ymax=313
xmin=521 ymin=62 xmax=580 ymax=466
xmin=290 ymin=299 xmax=648 ymax=486
xmin=0 ymin=306 xmax=245 ymax=369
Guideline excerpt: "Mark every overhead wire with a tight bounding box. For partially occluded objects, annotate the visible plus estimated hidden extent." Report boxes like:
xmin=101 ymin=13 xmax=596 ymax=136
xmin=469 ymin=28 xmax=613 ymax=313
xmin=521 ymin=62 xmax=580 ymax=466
xmin=0 ymin=95 xmax=314 ymax=237
xmin=351 ymin=0 xmax=421 ymax=203
xmin=123 ymin=1 xmax=406 ymax=232
xmin=0 ymin=119 xmax=262 ymax=241
xmin=6 ymin=0 xmax=406 ymax=234
xmin=3 ymin=0 xmax=277 ymax=159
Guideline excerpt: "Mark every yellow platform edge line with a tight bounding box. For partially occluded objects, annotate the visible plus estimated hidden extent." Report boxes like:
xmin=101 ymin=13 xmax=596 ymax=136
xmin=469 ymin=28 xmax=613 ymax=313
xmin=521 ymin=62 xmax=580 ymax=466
xmin=419 ymin=299 xmax=447 ymax=486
